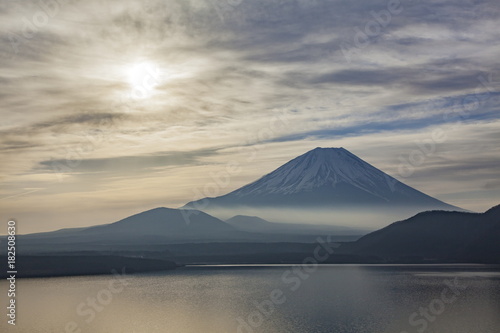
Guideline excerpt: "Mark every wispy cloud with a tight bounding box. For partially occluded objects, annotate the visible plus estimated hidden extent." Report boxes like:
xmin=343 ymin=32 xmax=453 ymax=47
xmin=1 ymin=0 xmax=499 ymax=233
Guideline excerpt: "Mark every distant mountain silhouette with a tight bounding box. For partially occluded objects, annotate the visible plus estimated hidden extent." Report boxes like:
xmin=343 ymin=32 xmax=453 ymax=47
xmin=343 ymin=204 xmax=500 ymax=263
xmin=14 ymin=208 xmax=361 ymax=254
xmin=20 ymin=207 xmax=242 ymax=244
xmin=184 ymin=147 xmax=460 ymax=211
xmin=87 ymin=207 xmax=235 ymax=238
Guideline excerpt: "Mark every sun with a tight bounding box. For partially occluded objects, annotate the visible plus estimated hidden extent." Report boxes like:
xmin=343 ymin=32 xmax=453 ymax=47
xmin=126 ymin=61 xmax=161 ymax=99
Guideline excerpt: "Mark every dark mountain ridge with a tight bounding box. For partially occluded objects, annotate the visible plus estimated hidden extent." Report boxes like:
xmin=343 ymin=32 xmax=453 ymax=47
xmin=343 ymin=204 xmax=500 ymax=263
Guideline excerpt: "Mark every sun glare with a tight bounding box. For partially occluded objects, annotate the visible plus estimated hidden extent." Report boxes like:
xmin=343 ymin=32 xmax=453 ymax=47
xmin=126 ymin=61 xmax=161 ymax=99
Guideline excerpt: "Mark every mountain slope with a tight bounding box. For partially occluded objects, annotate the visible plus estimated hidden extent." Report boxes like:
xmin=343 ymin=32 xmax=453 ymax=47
xmin=184 ymin=147 xmax=459 ymax=210
xmin=24 ymin=207 xmax=236 ymax=240
xmin=344 ymin=204 xmax=500 ymax=262
xmin=86 ymin=207 xmax=235 ymax=238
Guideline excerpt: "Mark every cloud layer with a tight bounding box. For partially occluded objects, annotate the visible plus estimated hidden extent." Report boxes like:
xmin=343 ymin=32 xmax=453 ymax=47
xmin=1 ymin=0 xmax=499 ymax=233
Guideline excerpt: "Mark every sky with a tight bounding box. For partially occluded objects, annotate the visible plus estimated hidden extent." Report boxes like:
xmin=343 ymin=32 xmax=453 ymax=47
xmin=1 ymin=0 xmax=499 ymax=234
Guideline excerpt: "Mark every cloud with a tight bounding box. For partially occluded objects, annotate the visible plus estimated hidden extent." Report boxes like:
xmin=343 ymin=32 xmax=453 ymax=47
xmin=484 ymin=180 xmax=500 ymax=190
xmin=37 ymin=148 xmax=218 ymax=175
xmin=1 ymin=0 xmax=500 ymax=233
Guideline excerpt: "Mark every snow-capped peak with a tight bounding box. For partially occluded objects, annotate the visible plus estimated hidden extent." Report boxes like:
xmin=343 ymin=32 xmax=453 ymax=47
xmin=230 ymin=147 xmax=397 ymax=197
xmin=184 ymin=147 xmax=459 ymax=210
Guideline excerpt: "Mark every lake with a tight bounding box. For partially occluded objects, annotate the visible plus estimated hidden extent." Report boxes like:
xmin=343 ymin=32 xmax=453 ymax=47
xmin=1 ymin=265 xmax=499 ymax=332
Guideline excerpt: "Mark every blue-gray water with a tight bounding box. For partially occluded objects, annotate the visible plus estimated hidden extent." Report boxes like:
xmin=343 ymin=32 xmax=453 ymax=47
xmin=1 ymin=265 xmax=499 ymax=333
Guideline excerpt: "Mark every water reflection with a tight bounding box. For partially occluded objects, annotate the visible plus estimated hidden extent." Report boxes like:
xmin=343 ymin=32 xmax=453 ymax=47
xmin=1 ymin=265 xmax=499 ymax=333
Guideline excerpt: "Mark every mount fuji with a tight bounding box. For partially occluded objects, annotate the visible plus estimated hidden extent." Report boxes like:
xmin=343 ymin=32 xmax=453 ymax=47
xmin=184 ymin=147 xmax=461 ymax=213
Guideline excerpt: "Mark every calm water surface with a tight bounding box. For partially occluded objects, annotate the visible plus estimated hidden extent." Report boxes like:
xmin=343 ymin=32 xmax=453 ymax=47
xmin=1 ymin=265 xmax=499 ymax=333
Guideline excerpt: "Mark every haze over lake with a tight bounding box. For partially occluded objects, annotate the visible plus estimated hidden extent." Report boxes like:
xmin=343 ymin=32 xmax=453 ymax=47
xmin=2 ymin=265 xmax=499 ymax=333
